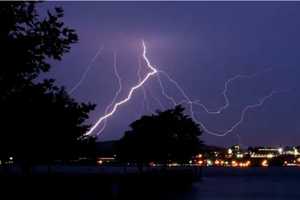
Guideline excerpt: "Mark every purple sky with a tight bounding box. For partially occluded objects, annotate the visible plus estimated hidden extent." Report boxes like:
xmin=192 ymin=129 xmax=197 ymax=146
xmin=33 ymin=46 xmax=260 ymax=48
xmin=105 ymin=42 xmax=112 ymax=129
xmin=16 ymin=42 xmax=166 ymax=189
xmin=40 ymin=2 xmax=300 ymax=147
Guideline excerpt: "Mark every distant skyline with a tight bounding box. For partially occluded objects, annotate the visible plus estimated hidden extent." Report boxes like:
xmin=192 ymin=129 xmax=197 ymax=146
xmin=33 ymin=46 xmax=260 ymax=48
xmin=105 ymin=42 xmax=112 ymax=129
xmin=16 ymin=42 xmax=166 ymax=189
xmin=40 ymin=2 xmax=300 ymax=146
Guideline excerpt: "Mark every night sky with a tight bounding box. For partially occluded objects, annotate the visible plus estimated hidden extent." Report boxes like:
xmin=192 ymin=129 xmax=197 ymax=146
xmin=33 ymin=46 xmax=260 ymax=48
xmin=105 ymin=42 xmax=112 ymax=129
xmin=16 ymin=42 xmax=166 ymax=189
xmin=40 ymin=2 xmax=300 ymax=147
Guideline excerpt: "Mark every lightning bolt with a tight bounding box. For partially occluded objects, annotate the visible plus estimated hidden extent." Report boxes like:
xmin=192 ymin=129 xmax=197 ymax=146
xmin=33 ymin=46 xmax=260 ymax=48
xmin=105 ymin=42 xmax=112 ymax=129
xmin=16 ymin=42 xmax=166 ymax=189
xmin=156 ymin=74 xmax=177 ymax=106
xmin=195 ymin=90 xmax=284 ymax=137
xmin=148 ymin=88 xmax=166 ymax=110
xmin=137 ymin=55 xmax=151 ymax=113
xmin=157 ymin=69 xmax=287 ymax=137
xmin=69 ymin=45 xmax=104 ymax=94
xmin=157 ymin=68 xmax=272 ymax=114
xmin=84 ymin=40 xmax=286 ymax=138
xmin=192 ymin=68 xmax=272 ymax=114
xmin=96 ymin=51 xmax=122 ymax=136
xmin=86 ymin=41 xmax=157 ymax=136
xmin=137 ymin=55 xmax=165 ymax=114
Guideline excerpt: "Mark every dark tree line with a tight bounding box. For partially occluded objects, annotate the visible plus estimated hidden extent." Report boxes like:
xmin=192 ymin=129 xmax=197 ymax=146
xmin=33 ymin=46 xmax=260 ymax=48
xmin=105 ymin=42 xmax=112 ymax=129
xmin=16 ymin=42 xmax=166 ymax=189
xmin=117 ymin=105 xmax=203 ymax=169
xmin=0 ymin=2 xmax=95 ymax=165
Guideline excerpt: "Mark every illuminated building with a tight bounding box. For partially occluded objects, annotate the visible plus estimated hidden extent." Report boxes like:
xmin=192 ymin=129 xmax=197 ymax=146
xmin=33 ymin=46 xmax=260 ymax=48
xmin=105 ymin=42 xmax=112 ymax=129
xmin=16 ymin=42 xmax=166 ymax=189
xmin=194 ymin=144 xmax=300 ymax=167
xmin=96 ymin=157 xmax=115 ymax=165
xmin=250 ymin=147 xmax=280 ymax=158
xmin=281 ymin=147 xmax=300 ymax=156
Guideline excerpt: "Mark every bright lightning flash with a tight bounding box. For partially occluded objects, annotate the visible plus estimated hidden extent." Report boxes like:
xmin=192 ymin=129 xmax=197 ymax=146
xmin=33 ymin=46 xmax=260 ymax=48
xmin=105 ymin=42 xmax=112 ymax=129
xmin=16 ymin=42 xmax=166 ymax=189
xmin=85 ymin=41 xmax=157 ymax=136
xmin=96 ymin=52 xmax=122 ymax=135
xmin=137 ymin=54 xmax=151 ymax=113
xmin=84 ymin=40 xmax=286 ymax=138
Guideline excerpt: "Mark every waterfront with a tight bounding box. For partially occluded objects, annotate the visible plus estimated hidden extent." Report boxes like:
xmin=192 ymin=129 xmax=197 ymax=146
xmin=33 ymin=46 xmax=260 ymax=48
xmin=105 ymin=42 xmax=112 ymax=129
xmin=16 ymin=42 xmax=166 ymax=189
xmin=120 ymin=167 xmax=300 ymax=200
xmin=187 ymin=167 xmax=300 ymax=200
xmin=2 ymin=166 xmax=300 ymax=199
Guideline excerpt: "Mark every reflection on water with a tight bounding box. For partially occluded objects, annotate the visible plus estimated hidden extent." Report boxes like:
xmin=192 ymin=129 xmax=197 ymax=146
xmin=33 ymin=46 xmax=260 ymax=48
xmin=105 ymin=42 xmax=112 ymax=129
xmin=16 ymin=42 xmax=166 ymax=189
xmin=119 ymin=168 xmax=300 ymax=200
xmin=188 ymin=176 xmax=299 ymax=200
xmin=2 ymin=167 xmax=300 ymax=199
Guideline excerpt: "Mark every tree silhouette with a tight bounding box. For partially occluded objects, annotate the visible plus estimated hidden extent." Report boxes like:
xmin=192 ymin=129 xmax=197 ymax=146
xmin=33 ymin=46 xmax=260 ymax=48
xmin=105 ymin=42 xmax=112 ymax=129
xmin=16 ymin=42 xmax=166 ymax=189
xmin=0 ymin=2 xmax=95 ymax=166
xmin=117 ymin=105 xmax=203 ymax=168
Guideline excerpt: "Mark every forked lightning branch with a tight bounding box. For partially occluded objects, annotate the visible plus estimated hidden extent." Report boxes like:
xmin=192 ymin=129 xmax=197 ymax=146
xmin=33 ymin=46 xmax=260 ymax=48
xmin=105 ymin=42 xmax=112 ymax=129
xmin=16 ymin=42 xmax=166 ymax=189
xmin=70 ymin=41 xmax=285 ymax=137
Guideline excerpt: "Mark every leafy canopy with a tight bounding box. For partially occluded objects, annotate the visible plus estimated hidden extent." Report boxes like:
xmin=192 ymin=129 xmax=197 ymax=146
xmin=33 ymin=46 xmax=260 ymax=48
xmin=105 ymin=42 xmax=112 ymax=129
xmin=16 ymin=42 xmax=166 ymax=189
xmin=0 ymin=2 xmax=95 ymax=162
xmin=117 ymin=105 xmax=203 ymax=164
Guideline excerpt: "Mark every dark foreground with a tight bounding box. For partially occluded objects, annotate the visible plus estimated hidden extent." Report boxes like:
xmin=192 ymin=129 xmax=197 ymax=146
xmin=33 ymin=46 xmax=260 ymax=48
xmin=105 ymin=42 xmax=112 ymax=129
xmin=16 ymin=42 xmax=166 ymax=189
xmin=192 ymin=167 xmax=300 ymax=200
xmin=0 ymin=166 xmax=199 ymax=200
xmin=1 ymin=166 xmax=300 ymax=200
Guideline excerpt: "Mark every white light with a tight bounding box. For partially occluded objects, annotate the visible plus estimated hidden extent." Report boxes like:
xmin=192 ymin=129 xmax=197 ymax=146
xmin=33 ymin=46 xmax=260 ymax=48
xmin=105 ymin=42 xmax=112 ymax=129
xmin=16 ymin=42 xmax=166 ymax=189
xmin=83 ymin=41 xmax=287 ymax=137
xmin=237 ymin=153 xmax=244 ymax=158
xmin=86 ymin=41 xmax=157 ymax=135
xmin=267 ymin=154 xmax=274 ymax=158
xmin=278 ymin=148 xmax=283 ymax=154
xmin=207 ymin=159 xmax=212 ymax=166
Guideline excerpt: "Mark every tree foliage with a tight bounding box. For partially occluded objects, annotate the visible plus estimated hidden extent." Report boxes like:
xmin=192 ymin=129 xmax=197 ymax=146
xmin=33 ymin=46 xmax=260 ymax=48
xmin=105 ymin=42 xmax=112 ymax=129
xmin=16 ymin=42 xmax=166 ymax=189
xmin=117 ymin=105 xmax=203 ymax=165
xmin=0 ymin=2 xmax=95 ymax=163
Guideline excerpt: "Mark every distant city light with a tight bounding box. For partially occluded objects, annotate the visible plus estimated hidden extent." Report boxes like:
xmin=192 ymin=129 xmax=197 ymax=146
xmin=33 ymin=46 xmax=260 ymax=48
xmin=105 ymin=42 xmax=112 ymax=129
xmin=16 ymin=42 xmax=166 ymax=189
xmin=97 ymin=160 xmax=103 ymax=165
xmin=267 ymin=154 xmax=274 ymax=158
xmin=196 ymin=154 xmax=203 ymax=158
xmin=232 ymin=160 xmax=238 ymax=167
xmin=278 ymin=148 xmax=283 ymax=154
xmin=237 ymin=153 xmax=243 ymax=158
xmin=168 ymin=163 xmax=180 ymax=167
xmin=261 ymin=159 xmax=268 ymax=167
xmin=207 ymin=159 xmax=212 ymax=166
